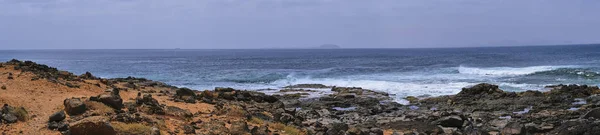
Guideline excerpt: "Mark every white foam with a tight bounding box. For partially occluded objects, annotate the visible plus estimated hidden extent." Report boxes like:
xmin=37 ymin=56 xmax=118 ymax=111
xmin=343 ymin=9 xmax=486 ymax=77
xmin=271 ymin=78 xmax=472 ymax=98
xmin=458 ymin=65 xmax=570 ymax=76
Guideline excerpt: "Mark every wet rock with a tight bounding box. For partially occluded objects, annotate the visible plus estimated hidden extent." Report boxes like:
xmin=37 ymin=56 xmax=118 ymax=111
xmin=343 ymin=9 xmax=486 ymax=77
xmin=69 ymin=116 xmax=116 ymax=135
xmin=64 ymin=98 xmax=87 ymax=115
xmin=457 ymin=83 xmax=504 ymax=97
xmin=405 ymin=96 xmax=419 ymax=103
xmin=436 ymin=115 xmax=464 ymax=128
xmin=284 ymin=84 xmax=330 ymax=88
xmin=49 ymin=110 xmax=66 ymax=122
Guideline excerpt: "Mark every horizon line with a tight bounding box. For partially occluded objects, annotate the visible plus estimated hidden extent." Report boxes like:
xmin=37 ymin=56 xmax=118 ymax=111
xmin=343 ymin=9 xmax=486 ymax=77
xmin=1 ymin=43 xmax=599 ymax=51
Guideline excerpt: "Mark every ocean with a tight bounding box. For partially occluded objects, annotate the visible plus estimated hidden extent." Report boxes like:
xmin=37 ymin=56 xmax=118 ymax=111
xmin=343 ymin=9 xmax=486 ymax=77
xmin=2 ymin=45 xmax=600 ymax=102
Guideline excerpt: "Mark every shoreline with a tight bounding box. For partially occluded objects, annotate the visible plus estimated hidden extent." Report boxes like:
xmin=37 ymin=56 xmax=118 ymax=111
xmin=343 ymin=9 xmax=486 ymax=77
xmin=1 ymin=59 xmax=600 ymax=134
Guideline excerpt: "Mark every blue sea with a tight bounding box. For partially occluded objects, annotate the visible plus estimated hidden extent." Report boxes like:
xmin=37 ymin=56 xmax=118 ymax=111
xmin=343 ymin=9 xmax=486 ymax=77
xmin=2 ymin=45 xmax=600 ymax=101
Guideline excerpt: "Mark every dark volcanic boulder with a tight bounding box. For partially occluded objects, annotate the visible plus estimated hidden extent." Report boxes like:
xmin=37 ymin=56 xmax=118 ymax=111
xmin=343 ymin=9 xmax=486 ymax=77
xmin=582 ymin=108 xmax=600 ymax=119
xmin=548 ymin=84 xmax=600 ymax=98
xmin=215 ymin=87 xmax=235 ymax=92
xmin=176 ymin=88 xmax=196 ymax=97
xmin=64 ymin=98 xmax=87 ymax=115
xmin=48 ymin=121 xmax=69 ymax=131
xmin=49 ymin=110 xmax=66 ymax=122
xmin=69 ymin=116 xmax=116 ymax=135
xmin=457 ymin=83 xmax=503 ymax=96
xmin=93 ymin=89 xmax=124 ymax=109
xmin=326 ymin=123 xmax=349 ymax=135
xmin=97 ymin=93 xmax=124 ymax=109
xmin=2 ymin=113 xmax=18 ymax=123
xmin=435 ymin=115 xmax=464 ymax=128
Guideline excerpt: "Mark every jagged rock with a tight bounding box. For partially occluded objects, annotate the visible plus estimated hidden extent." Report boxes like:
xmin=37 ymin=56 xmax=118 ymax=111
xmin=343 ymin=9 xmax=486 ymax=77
xmin=183 ymin=125 xmax=195 ymax=134
xmin=436 ymin=115 xmax=464 ymax=128
xmin=69 ymin=116 xmax=116 ymax=135
xmin=95 ymin=89 xmax=124 ymax=109
xmin=284 ymin=84 xmax=330 ymax=88
xmin=370 ymin=128 xmax=384 ymax=135
xmin=251 ymin=125 xmax=271 ymax=135
xmin=325 ymin=123 xmax=349 ymax=135
xmin=64 ymin=98 xmax=87 ymax=115
xmin=2 ymin=113 xmax=18 ymax=123
xmin=502 ymin=122 xmax=524 ymax=135
xmin=176 ymin=88 xmax=196 ymax=97
xmin=49 ymin=110 xmax=66 ymax=122
xmin=582 ymin=108 xmax=600 ymax=119
xmin=457 ymin=83 xmax=503 ymax=96
xmin=279 ymin=113 xmax=294 ymax=123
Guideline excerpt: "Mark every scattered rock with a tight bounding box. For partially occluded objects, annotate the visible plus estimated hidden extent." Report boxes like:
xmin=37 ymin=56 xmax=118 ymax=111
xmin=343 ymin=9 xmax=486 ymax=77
xmin=49 ymin=110 xmax=66 ymax=122
xmin=64 ymin=98 xmax=87 ymax=115
xmin=183 ymin=125 xmax=195 ymax=134
xmin=2 ymin=113 xmax=18 ymax=123
xmin=48 ymin=121 xmax=69 ymax=131
xmin=502 ymin=122 xmax=524 ymax=135
xmin=436 ymin=115 xmax=464 ymax=128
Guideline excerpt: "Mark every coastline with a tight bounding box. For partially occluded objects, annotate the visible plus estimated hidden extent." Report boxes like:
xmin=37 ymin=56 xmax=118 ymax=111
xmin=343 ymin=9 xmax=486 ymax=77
xmin=1 ymin=59 xmax=599 ymax=135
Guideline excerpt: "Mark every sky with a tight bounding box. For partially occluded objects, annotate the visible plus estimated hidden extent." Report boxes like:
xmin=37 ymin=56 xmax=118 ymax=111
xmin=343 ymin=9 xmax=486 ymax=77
xmin=1 ymin=0 xmax=600 ymax=49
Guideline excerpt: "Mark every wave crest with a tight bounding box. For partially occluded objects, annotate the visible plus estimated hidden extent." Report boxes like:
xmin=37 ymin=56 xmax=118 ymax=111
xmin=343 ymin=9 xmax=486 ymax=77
xmin=458 ymin=66 xmax=569 ymax=76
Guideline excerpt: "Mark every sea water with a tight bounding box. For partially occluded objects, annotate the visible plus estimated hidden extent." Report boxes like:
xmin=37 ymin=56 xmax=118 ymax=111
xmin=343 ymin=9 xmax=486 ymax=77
xmin=2 ymin=45 xmax=600 ymax=102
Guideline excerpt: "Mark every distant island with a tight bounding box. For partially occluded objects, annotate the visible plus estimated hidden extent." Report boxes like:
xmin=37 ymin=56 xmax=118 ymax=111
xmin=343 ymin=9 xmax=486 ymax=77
xmin=318 ymin=44 xmax=341 ymax=49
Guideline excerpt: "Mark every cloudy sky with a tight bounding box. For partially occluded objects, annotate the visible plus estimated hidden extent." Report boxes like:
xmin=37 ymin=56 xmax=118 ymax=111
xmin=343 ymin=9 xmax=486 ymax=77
xmin=1 ymin=0 xmax=599 ymax=49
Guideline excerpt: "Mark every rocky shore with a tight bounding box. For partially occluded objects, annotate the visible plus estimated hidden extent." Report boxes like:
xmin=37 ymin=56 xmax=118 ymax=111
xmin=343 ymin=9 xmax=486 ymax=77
xmin=1 ymin=59 xmax=600 ymax=135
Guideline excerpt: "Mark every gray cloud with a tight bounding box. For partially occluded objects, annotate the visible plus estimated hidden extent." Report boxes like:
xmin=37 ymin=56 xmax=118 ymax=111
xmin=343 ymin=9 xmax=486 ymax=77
xmin=1 ymin=0 xmax=599 ymax=49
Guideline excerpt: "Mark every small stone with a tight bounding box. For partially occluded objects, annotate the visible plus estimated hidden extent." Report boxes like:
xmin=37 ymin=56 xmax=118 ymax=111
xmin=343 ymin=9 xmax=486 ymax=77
xmin=1 ymin=85 xmax=6 ymax=90
xmin=2 ymin=113 xmax=18 ymax=123
xmin=49 ymin=111 xmax=66 ymax=122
